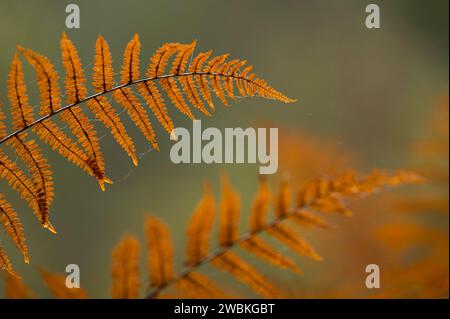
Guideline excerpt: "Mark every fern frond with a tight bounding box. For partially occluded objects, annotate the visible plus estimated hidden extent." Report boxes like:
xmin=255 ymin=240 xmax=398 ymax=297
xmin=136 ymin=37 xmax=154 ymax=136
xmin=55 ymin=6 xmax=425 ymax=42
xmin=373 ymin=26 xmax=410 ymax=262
xmin=17 ymin=47 xmax=61 ymax=114
xmin=115 ymin=34 xmax=160 ymax=148
xmin=242 ymin=177 xmax=301 ymax=273
xmin=88 ymin=36 xmax=138 ymax=166
xmin=253 ymin=179 xmax=322 ymax=261
xmin=111 ymin=234 xmax=140 ymax=299
xmin=206 ymin=54 xmax=230 ymax=106
xmin=268 ymin=223 xmax=322 ymax=261
xmin=0 ymin=246 xmax=16 ymax=277
xmin=61 ymin=33 xmax=88 ymax=105
xmin=32 ymin=120 xmax=95 ymax=180
xmin=189 ymin=50 xmax=214 ymax=111
xmin=0 ymin=194 xmax=28 ymax=263
xmin=92 ymin=35 xmax=115 ymax=92
xmin=212 ymin=251 xmax=280 ymax=298
xmin=18 ymin=47 xmax=99 ymax=180
xmin=6 ymin=56 xmax=55 ymax=231
xmin=39 ymin=268 xmax=88 ymax=299
xmin=61 ymin=33 xmax=109 ymax=190
xmin=186 ymin=182 xmax=215 ymax=267
xmin=218 ymin=175 xmax=240 ymax=247
xmin=141 ymin=170 xmax=421 ymax=298
xmin=8 ymin=54 xmax=34 ymax=130
xmin=0 ymin=149 xmax=43 ymax=218
xmin=248 ymin=176 xmax=271 ymax=232
xmin=163 ymin=43 xmax=195 ymax=118
xmin=7 ymin=136 xmax=55 ymax=232
xmin=178 ymin=42 xmax=211 ymax=116
xmin=240 ymin=237 xmax=301 ymax=274
xmin=176 ymin=271 xmax=225 ymax=299
xmin=146 ymin=216 xmax=174 ymax=290
xmin=274 ymin=180 xmax=291 ymax=218
xmin=1 ymin=105 xmax=39 ymax=225
xmin=291 ymin=210 xmax=331 ymax=229
xmin=4 ymin=273 xmax=35 ymax=299
xmin=0 ymin=33 xmax=294 ymax=270
xmin=141 ymin=44 xmax=186 ymax=133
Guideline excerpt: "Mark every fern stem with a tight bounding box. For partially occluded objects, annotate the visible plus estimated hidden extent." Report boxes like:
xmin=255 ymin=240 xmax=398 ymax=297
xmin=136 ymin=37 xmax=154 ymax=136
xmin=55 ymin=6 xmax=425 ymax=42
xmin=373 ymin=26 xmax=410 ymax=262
xmin=0 ymin=72 xmax=271 ymax=146
xmin=145 ymin=194 xmax=331 ymax=299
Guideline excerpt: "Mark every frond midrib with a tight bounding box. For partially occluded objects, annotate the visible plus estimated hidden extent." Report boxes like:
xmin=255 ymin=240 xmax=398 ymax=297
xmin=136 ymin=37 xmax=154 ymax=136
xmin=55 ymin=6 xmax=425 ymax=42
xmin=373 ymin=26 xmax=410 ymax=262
xmin=0 ymin=72 xmax=270 ymax=146
xmin=145 ymin=189 xmax=331 ymax=298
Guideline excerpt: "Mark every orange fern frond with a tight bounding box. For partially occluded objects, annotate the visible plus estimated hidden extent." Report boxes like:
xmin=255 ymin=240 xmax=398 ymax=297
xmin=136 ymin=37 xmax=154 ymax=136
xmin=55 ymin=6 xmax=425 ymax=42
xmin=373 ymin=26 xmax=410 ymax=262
xmin=176 ymin=271 xmax=225 ymax=299
xmin=268 ymin=223 xmax=323 ymax=261
xmin=242 ymin=177 xmax=301 ymax=273
xmin=0 ymin=246 xmax=16 ymax=277
xmin=311 ymin=195 xmax=352 ymax=216
xmin=8 ymin=54 xmax=34 ymax=130
xmin=138 ymin=170 xmax=420 ymax=298
xmin=0 ymin=151 xmax=50 ymax=236
xmin=275 ymin=180 xmax=291 ymax=218
xmin=206 ymin=54 xmax=230 ymax=106
xmin=0 ymin=150 xmax=46 ymax=226
xmin=92 ymin=35 xmax=115 ymax=92
xmin=32 ymin=120 xmax=95 ymax=179
xmin=157 ymin=43 xmax=195 ymax=120
xmin=178 ymin=42 xmax=211 ymax=116
xmin=138 ymin=41 xmax=175 ymax=134
xmin=163 ymin=43 xmax=195 ymax=119
xmin=240 ymin=237 xmax=302 ymax=274
xmin=121 ymin=34 xmax=141 ymax=83
xmin=218 ymin=175 xmax=241 ymax=247
xmin=17 ymin=46 xmax=61 ymax=114
xmin=111 ymin=234 xmax=141 ymax=299
xmin=115 ymin=34 xmax=159 ymax=148
xmin=6 ymin=56 xmax=55 ymax=231
xmin=146 ymin=216 xmax=174 ymax=290
xmin=88 ymin=35 xmax=138 ymax=166
xmin=0 ymin=194 xmax=28 ymax=263
xmin=39 ymin=268 xmax=87 ymax=299
xmin=186 ymin=183 xmax=215 ymax=267
xmin=18 ymin=47 xmax=99 ymax=181
xmin=248 ymin=176 xmax=272 ymax=232
xmin=291 ymin=210 xmax=331 ymax=229
xmin=189 ymin=50 xmax=214 ymax=111
xmin=7 ymin=136 xmax=55 ymax=232
xmin=0 ymin=33 xmax=295 ymax=271
xmin=61 ymin=33 xmax=88 ymax=103
xmin=212 ymin=251 xmax=280 ymax=298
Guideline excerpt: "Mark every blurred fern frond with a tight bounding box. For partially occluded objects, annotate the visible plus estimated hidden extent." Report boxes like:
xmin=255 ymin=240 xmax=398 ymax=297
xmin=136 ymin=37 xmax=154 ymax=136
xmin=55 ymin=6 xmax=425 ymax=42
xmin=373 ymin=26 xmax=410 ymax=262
xmin=38 ymin=268 xmax=88 ymax=299
xmin=111 ymin=234 xmax=141 ymax=299
xmin=1 ymin=170 xmax=422 ymax=298
xmin=140 ymin=170 xmax=422 ymax=298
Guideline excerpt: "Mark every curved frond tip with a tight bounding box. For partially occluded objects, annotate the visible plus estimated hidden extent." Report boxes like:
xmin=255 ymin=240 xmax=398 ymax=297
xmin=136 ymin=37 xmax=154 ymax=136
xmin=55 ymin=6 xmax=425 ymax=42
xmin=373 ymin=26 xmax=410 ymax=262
xmin=111 ymin=234 xmax=141 ymax=299
xmin=133 ymin=171 xmax=420 ymax=298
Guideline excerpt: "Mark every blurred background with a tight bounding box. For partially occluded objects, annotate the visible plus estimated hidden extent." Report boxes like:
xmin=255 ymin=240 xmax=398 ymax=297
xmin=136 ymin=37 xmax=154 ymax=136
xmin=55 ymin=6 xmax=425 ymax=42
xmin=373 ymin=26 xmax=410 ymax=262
xmin=0 ymin=0 xmax=448 ymax=298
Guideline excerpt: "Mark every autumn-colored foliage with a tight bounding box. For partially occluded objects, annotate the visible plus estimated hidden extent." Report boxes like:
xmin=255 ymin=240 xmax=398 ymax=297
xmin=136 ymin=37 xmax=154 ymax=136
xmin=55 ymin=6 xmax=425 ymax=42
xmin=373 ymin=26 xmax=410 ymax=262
xmin=2 ymin=170 xmax=421 ymax=298
xmin=0 ymin=33 xmax=294 ymax=274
